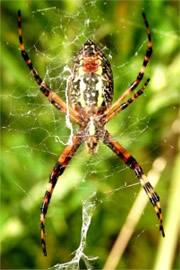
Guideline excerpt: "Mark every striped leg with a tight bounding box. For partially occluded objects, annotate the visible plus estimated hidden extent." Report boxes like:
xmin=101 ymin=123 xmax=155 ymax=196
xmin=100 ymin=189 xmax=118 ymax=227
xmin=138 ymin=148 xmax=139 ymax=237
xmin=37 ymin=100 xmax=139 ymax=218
xmin=103 ymin=12 xmax=152 ymax=123
xmin=17 ymin=10 xmax=80 ymax=124
xmin=104 ymin=78 xmax=150 ymax=123
xmin=40 ymin=134 xmax=82 ymax=256
xmin=103 ymin=131 xmax=165 ymax=237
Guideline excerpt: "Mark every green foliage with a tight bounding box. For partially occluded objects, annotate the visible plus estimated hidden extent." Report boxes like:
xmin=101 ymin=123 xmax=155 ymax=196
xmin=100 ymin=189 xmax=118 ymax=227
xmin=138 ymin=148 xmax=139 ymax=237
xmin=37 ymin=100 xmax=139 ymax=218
xmin=1 ymin=0 xmax=179 ymax=269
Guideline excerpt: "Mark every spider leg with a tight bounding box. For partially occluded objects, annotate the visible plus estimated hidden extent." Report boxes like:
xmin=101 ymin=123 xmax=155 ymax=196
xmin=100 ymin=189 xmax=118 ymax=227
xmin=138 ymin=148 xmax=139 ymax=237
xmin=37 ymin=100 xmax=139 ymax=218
xmin=103 ymin=12 xmax=152 ymax=123
xmin=104 ymin=78 xmax=150 ymax=123
xmin=102 ymin=131 xmax=165 ymax=237
xmin=40 ymin=132 xmax=82 ymax=256
xmin=17 ymin=10 xmax=80 ymax=124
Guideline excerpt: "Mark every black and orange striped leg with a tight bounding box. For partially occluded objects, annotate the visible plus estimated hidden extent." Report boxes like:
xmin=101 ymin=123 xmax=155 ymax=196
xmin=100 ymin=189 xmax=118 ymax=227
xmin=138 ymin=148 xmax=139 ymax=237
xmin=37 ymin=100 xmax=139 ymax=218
xmin=127 ymin=12 xmax=152 ymax=92
xmin=17 ymin=10 xmax=80 ymax=124
xmin=104 ymin=78 xmax=150 ymax=123
xmin=40 ymin=133 xmax=82 ymax=256
xmin=103 ymin=12 xmax=152 ymax=123
xmin=102 ymin=131 xmax=165 ymax=237
xmin=119 ymin=78 xmax=150 ymax=111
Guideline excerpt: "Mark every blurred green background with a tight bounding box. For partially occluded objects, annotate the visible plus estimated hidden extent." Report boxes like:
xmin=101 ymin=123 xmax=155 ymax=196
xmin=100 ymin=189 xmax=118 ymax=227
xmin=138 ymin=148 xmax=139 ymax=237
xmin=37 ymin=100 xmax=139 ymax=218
xmin=1 ymin=0 xmax=179 ymax=269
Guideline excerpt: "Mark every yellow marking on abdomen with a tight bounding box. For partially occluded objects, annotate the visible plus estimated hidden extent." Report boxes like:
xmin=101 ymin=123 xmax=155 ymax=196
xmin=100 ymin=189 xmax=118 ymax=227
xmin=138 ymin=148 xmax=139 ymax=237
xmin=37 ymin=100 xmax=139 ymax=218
xmin=96 ymin=77 xmax=103 ymax=107
xmin=79 ymin=77 xmax=86 ymax=107
xmin=95 ymin=66 xmax=102 ymax=75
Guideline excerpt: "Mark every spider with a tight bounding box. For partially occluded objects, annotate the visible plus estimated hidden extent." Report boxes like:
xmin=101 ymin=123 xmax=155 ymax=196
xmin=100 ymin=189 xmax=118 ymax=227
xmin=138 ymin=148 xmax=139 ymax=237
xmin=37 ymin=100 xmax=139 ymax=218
xmin=18 ymin=10 xmax=165 ymax=256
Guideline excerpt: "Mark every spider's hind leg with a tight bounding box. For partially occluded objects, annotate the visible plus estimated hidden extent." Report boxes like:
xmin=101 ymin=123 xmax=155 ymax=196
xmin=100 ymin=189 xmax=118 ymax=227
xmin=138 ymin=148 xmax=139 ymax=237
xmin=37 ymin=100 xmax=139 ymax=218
xmin=103 ymin=131 xmax=165 ymax=237
xmin=40 ymin=133 xmax=82 ymax=256
xmin=135 ymin=167 xmax=165 ymax=237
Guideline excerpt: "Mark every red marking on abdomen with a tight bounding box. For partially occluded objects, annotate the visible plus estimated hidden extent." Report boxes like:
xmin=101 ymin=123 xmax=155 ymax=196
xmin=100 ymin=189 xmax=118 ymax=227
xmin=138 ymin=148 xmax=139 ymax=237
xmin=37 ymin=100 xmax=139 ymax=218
xmin=82 ymin=56 xmax=99 ymax=72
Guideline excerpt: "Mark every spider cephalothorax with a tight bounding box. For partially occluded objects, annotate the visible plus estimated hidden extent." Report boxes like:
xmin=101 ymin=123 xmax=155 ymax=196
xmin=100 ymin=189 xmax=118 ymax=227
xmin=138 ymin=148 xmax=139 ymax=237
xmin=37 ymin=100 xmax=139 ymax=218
xmin=18 ymin=10 xmax=165 ymax=257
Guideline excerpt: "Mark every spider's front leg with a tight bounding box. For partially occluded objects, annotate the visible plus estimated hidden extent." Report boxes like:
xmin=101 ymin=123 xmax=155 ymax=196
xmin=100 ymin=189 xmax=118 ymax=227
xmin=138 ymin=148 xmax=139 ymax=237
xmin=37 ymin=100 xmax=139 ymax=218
xmin=103 ymin=12 xmax=152 ymax=123
xmin=40 ymin=133 xmax=82 ymax=256
xmin=102 ymin=131 xmax=165 ymax=237
xmin=17 ymin=10 xmax=80 ymax=124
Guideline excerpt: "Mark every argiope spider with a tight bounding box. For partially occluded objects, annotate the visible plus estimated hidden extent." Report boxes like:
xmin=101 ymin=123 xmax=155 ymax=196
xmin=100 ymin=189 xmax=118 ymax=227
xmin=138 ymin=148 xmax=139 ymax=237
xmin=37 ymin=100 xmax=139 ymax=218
xmin=18 ymin=10 xmax=165 ymax=256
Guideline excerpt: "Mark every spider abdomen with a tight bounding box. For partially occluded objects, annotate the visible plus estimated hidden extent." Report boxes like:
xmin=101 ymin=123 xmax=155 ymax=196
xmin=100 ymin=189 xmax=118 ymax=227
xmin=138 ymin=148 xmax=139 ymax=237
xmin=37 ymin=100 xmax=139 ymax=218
xmin=69 ymin=40 xmax=113 ymax=111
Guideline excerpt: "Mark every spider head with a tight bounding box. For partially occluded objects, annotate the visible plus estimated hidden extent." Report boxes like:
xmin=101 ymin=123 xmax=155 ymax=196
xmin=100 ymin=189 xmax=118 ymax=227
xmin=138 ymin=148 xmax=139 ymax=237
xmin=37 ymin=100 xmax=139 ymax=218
xmin=85 ymin=136 xmax=99 ymax=155
xmin=84 ymin=116 xmax=100 ymax=155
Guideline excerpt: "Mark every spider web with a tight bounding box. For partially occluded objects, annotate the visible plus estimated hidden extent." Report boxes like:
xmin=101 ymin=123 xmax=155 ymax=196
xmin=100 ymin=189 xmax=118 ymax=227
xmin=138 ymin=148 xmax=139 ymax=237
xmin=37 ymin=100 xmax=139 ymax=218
xmin=2 ymin=1 xmax=165 ymax=269
xmin=52 ymin=191 xmax=98 ymax=270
